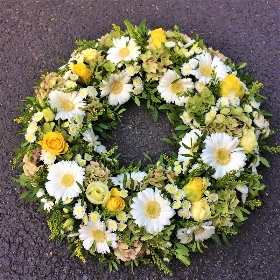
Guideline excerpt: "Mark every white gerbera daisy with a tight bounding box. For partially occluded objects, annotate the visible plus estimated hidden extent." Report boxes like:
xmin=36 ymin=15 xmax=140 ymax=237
xmin=40 ymin=150 xmax=56 ymax=165
xmin=110 ymin=171 xmax=147 ymax=189
xmin=49 ymin=90 xmax=86 ymax=120
xmin=32 ymin=112 xmax=44 ymax=122
xmin=190 ymin=52 xmax=230 ymax=84
xmin=130 ymin=188 xmax=175 ymax=234
xmin=82 ymin=128 xmax=107 ymax=154
xmin=192 ymin=221 xmax=215 ymax=241
xmin=45 ymin=160 xmax=85 ymax=200
xmin=73 ymin=199 xmax=87 ymax=219
xmin=100 ymin=72 xmax=133 ymax=105
xmin=78 ymin=221 xmax=118 ymax=253
xmin=107 ymin=36 xmax=141 ymax=64
xmin=157 ymin=70 xmax=194 ymax=106
xmin=178 ymin=129 xmax=202 ymax=163
xmin=201 ymin=132 xmax=246 ymax=179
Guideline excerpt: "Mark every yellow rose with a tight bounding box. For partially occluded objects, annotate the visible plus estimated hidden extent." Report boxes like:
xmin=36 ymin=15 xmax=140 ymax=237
xmin=86 ymin=181 xmax=110 ymax=204
xmin=183 ymin=177 xmax=207 ymax=202
xmin=150 ymin=28 xmax=166 ymax=48
xmin=42 ymin=108 xmax=55 ymax=122
xmin=105 ymin=187 xmax=125 ymax=212
xmin=190 ymin=198 xmax=211 ymax=222
xmin=81 ymin=48 xmax=101 ymax=63
xmin=72 ymin=63 xmax=91 ymax=83
xmin=240 ymin=128 xmax=257 ymax=153
xmin=38 ymin=131 xmax=68 ymax=155
xmin=220 ymin=74 xmax=245 ymax=99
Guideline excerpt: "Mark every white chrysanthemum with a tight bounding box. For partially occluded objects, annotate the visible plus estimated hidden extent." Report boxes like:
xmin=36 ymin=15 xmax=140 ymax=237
xmin=107 ymin=36 xmax=141 ymax=64
xmin=172 ymin=200 xmax=181 ymax=210
xmin=201 ymin=132 xmax=247 ymax=179
xmin=165 ymin=184 xmax=178 ymax=194
xmin=228 ymin=93 xmax=240 ymax=106
xmin=216 ymin=97 xmax=230 ymax=108
xmin=116 ymin=211 xmax=127 ymax=222
xmin=180 ymin=111 xmax=193 ymax=125
xmin=235 ymin=184 xmax=248 ymax=204
xmin=165 ymin=41 xmax=176 ymax=48
xmin=250 ymin=99 xmax=260 ymax=109
xmin=157 ymin=70 xmax=194 ymax=106
xmin=132 ymin=76 xmax=142 ymax=87
xmin=118 ymin=222 xmax=127 ymax=231
xmin=68 ymin=123 xmax=79 ymax=136
xmin=110 ymin=171 xmax=147 ymax=189
xmin=25 ymin=133 xmax=36 ymax=143
xmin=89 ymin=211 xmax=100 ymax=222
xmin=87 ymin=86 xmax=98 ymax=98
xmin=70 ymin=73 xmax=79 ymax=81
xmin=174 ymin=164 xmax=182 ymax=174
xmin=130 ymin=188 xmax=175 ymax=234
xmin=192 ymin=221 xmax=215 ymax=242
xmin=40 ymin=150 xmax=56 ymax=165
xmin=27 ymin=122 xmax=38 ymax=134
xmin=100 ymin=72 xmax=133 ymax=105
xmin=243 ymin=104 xmax=252 ymax=113
xmin=65 ymin=80 xmax=77 ymax=89
xmin=178 ymin=209 xmax=191 ymax=219
xmin=107 ymin=219 xmax=118 ymax=232
xmin=78 ymin=88 xmax=89 ymax=98
xmin=125 ymin=65 xmax=139 ymax=76
xmin=119 ymin=189 xmax=128 ymax=198
xmin=181 ymin=62 xmax=192 ymax=76
xmin=74 ymin=154 xmax=82 ymax=162
xmin=78 ymin=221 xmax=118 ymax=253
xmin=49 ymin=90 xmax=86 ymax=120
xmin=82 ymin=128 xmax=107 ymax=154
xmin=133 ymin=85 xmax=143 ymax=95
xmin=32 ymin=112 xmax=44 ymax=122
xmin=45 ymin=161 xmax=85 ymax=200
xmin=190 ymin=52 xmax=230 ymax=84
xmin=181 ymin=200 xmax=191 ymax=210
xmin=194 ymin=81 xmax=206 ymax=92
xmin=172 ymin=189 xmax=185 ymax=201
xmin=42 ymin=199 xmax=54 ymax=212
xmin=178 ymin=129 xmax=202 ymax=163
xmin=84 ymin=153 xmax=92 ymax=161
xmin=207 ymin=193 xmax=218 ymax=202
xmin=36 ymin=188 xmax=45 ymax=198
xmin=73 ymin=199 xmax=87 ymax=219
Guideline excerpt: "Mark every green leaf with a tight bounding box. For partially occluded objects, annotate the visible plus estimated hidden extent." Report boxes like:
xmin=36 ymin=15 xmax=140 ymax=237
xmin=260 ymin=157 xmax=270 ymax=167
xmin=20 ymin=191 xmax=31 ymax=199
xmin=175 ymin=125 xmax=188 ymax=131
xmin=134 ymin=96 xmax=141 ymax=106
xmin=221 ymin=233 xmax=231 ymax=246
xmin=161 ymin=138 xmax=173 ymax=144
xmin=143 ymin=152 xmax=152 ymax=162
xmin=176 ymin=249 xmax=189 ymax=256
xmin=176 ymin=254 xmax=190 ymax=266
xmin=211 ymin=233 xmax=222 ymax=246
xmin=237 ymin=62 xmax=247 ymax=69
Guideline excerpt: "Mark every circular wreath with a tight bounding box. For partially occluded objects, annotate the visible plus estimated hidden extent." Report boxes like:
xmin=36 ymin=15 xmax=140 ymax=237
xmin=13 ymin=20 xmax=278 ymax=275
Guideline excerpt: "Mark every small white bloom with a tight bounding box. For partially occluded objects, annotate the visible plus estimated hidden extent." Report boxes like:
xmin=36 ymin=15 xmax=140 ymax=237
xmin=178 ymin=209 xmax=191 ymax=219
xmin=82 ymin=128 xmax=107 ymax=154
xmin=87 ymin=86 xmax=98 ymax=98
xmin=228 ymin=93 xmax=240 ymax=106
xmin=216 ymin=97 xmax=230 ymax=108
xmin=74 ymin=154 xmax=82 ymax=162
xmin=192 ymin=221 xmax=215 ymax=241
xmin=172 ymin=189 xmax=185 ymax=201
xmin=25 ymin=133 xmax=36 ymax=143
xmin=172 ymin=200 xmax=182 ymax=210
xmin=27 ymin=122 xmax=38 ymax=134
xmin=116 ymin=211 xmax=127 ymax=222
xmin=177 ymin=228 xmax=192 ymax=244
xmin=63 ymin=70 xmax=71 ymax=80
xmin=70 ymin=73 xmax=79 ymax=81
xmin=165 ymin=184 xmax=178 ymax=194
xmin=89 ymin=211 xmax=100 ymax=222
xmin=118 ymin=222 xmax=127 ymax=231
xmin=181 ymin=200 xmax=191 ymax=210
xmin=107 ymin=219 xmax=118 ymax=232
xmin=73 ymin=199 xmax=87 ymax=219
xmin=119 ymin=189 xmax=128 ymax=198
xmin=165 ymin=41 xmax=176 ymax=48
xmin=250 ymin=99 xmax=260 ymax=109
xmin=32 ymin=112 xmax=44 ymax=122
xmin=194 ymin=81 xmax=206 ymax=92
xmin=243 ymin=104 xmax=252 ymax=113
xmin=78 ymin=88 xmax=89 ymax=98
xmin=40 ymin=150 xmax=56 ymax=165
xmin=180 ymin=111 xmax=193 ymax=125
xmin=184 ymin=39 xmax=195 ymax=48
xmin=36 ymin=188 xmax=45 ymax=198
xmin=43 ymin=200 xmax=54 ymax=211
xmin=181 ymin=63 xmax=192 ymax=76
xmin=174 ymin=164 xmax=182 ymax=174
xmin=132 ymin=76 xmax=142 ymax=87
xmin=235 ymin=184 xmax=248 ymax=204
xmin=65 ymin=80 xmax=77 ymax=89
xmin=207 ymin=193 xmax=218 ymax=202
xmin=68 ymin=123 xmax=79 ymax=136
xmin=84 ymin=153 xmax=92 ymax=161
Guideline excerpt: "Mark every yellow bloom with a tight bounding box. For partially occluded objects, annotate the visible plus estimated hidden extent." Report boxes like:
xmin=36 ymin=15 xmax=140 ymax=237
xmin=220 ymin=74 xmax=245 ymax=99
xmin=72 ymin=63 xmax=91 ymax=83
xmin=86 ymin=181 xmax=110 ymax=205
xmin=105 ymin=188 xmax=125 ymax=212
xmin=183 ymin=177 xmax=207 ymax=202
xmin=190 ymin=198 xmax=211 ymax=222
xmin=81 ymin=48 xmax=101 ymax=63
xmin=38 ymin=131 xmax=68 ymax=155
xmin=42 ymin=108 xmax=55 ymax=122
xmin=240 ymin=128 xmax=257 ymax=153
xmin=150 ymin=28 xmax=166 ymax=48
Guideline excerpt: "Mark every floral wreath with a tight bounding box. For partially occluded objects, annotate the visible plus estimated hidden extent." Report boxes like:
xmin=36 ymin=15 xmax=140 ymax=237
xmin=13 ymin=20 xmax=279 ymax=275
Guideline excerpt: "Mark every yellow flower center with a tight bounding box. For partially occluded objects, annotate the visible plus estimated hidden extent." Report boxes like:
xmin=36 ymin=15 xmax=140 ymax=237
xmin=200 ymin=65 xmax=212 ymax=77
xmin=118 ymin=47 xmax=129 ymax=58
xmin=61 ymin=173 xmax=75 ymax=188
xmin=194 ymin=227 xmax=204 ymax=235
xmin=61 ymin=100 xmax=74 ymax=111
xmin=214 ymin=148 xmax=231 ymax=166
xmin=92 ymin=229 xmax=106 ymax=242
xmin=110 ymin=81 xmax=123 ymax=94
xmin=145 ymin=201 xmax=161 ymax=219
xmin=171 ymin=81 xmax=184 ymax=94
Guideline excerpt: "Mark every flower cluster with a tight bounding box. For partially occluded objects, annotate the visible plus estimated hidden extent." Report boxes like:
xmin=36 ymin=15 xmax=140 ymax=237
xmin=13 ymin=20 xmax=278 ymax=275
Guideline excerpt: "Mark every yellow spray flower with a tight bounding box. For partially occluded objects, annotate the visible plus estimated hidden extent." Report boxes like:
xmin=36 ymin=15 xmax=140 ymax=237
xmin=72 ymin=63 xmax=91 ymax=83
xmin=220 ymin=74 xmax=245 ymax=99
xmin=150 ymin=28 xmax=166 ymax=48
xmin=183 ymin=177 xmax=207 ymax=202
